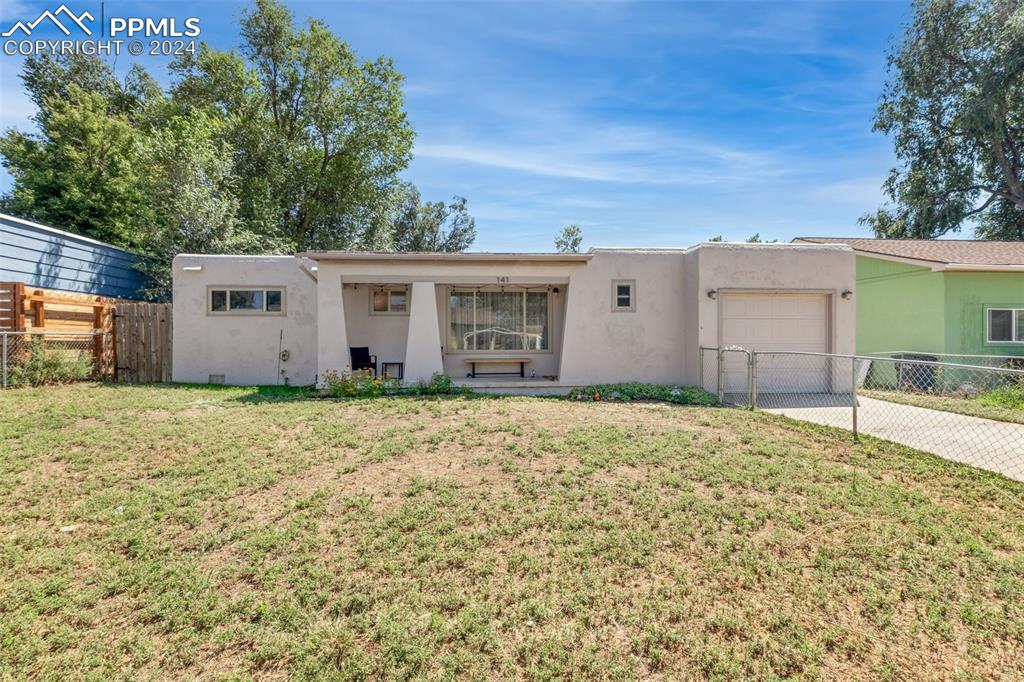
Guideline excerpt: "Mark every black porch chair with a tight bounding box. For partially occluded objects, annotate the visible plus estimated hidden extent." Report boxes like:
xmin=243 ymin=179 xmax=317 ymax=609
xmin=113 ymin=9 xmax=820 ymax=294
xmin=350 ymin=347 xmax=377 ymax=376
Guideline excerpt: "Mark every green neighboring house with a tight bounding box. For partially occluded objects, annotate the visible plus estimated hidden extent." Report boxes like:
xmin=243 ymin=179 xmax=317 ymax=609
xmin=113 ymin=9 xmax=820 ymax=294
xmin=794 ymin=238 xmax=1024 ymax=358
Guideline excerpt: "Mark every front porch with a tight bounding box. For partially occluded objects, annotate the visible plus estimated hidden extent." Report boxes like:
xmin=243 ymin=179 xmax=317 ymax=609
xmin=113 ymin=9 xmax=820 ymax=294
xmin=306 ymin=252 xmax=585 ymax=385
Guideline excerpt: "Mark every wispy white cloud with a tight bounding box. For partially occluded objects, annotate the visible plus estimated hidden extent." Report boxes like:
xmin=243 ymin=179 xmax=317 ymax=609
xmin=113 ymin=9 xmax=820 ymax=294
xmin=0 ymin=0 xmax=33 ymax=22
xmin=416 ymin=123 xmax=787 ymax=187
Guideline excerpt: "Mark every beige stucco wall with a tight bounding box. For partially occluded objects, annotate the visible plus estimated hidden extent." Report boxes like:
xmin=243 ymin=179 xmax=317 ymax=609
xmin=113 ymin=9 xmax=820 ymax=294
xmin=688 ymin=243 xmax=857 ymax=386
xmin=171 ymin=255 xmax=318 ymax=386
xmin=560 ymin=250 xmax=689 ymax=385
xmin=560 ymin=245 xmax=854 ymax=386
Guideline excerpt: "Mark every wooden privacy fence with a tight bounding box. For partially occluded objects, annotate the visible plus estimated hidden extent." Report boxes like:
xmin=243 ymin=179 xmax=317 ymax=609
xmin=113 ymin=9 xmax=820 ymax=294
xmin=113 ymin=302 xmax=172 ymax=382
xmin=0 ymin=282 xmax=171 ymax=383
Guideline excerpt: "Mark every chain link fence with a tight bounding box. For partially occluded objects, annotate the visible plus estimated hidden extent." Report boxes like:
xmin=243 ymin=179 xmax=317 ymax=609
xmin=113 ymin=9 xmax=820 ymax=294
xmin=869 ymin=350 xmax=1024 ymax=370
xmin=701 ymin=347 xmax=1024 ymax=481
xmin=1 ymin=332 xmax=108 ymax=389
xmin=700 ymin=346 xmax=752 ymax=406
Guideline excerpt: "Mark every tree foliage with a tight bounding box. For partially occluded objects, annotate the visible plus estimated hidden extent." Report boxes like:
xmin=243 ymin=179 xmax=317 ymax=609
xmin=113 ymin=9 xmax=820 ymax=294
xmin=555 ymin=224 xmax=583 ymax=253
xmin=0 ymin=0 xmax=470 ymax=298
xmin=390 ymin=183 xmax=476 ymax=252
xmin=864 ymin=0 xmax=1024 ymax=240
xmin=0 ymin=56 xmax=158 ymax=246
xmin=135 ymin=111 xmax=284 ymax=297
xmin=172 ymin=0 xmax=415 ymax=250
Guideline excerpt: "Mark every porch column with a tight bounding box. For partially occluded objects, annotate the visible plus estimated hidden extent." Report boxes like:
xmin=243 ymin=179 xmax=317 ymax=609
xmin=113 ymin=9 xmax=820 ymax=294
xmin=404 ymin=281 xmax=443 ymax=383
xmin=316 ymin=271 xmax=349 ymax=385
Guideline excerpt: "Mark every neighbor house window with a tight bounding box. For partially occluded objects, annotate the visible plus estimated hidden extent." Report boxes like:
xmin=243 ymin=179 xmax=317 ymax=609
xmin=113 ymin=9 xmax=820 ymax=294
xmin=209 ymin=288 xmax=284 ymax=314
xmin=611 ymin=279 xmax=636 ymax=312
xmin=371 ymin=286 xmax=408 ymax=315
xmin=987 ymin=308 xmax=1024 ymax=343
xmin=448 ymin=289 xmax=549 ymax=351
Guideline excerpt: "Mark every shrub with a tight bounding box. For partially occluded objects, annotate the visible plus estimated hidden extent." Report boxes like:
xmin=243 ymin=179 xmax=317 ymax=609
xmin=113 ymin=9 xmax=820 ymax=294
xmin=567 ymin=383 xmax=718 ymax=406
xmin=322 ymin=369 xmax=402 ymax=398
xmin=421 ymin=372 xmax=456 ymax=395
xmin=8 ymin=340 xmax=94 ymax=387
xmin=321 ymin=370 xmax=469 ymax=399
xmin=979 ymin=382 xmax=1024 ymax=411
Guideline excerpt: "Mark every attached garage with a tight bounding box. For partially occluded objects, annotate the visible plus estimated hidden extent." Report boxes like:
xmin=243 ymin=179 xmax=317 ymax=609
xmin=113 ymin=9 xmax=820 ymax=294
xmin=718 ymin=291 xmax=831 ymax=394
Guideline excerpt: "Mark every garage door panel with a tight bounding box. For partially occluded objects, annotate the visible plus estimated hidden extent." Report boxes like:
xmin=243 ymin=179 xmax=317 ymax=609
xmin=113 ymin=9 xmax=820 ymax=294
xmin=720 ymin=298 xmax=749 ymax=317
xmin=772 ymin=295 xmax=825 ymax=318
xmin=720 ymin=292 xmax=829 ymax=394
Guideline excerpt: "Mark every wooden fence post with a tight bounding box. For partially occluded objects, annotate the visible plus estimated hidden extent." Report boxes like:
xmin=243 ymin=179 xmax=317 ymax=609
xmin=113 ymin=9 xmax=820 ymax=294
xmin=92 ymin=296 xmax=104 ymax=377
xmin=14 ymin=282 xmax=26 ymax=331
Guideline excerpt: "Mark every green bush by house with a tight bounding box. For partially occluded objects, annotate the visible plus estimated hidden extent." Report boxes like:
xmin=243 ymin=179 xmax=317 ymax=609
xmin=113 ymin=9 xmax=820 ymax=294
xmin=8 ymin=341 xmax=93 ymax=387
xmin=568 ymin=383 xmax=718 ymax=405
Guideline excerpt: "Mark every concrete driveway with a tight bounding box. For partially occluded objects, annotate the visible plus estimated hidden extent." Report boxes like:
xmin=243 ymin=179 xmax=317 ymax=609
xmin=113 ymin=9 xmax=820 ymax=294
xmin=765 ymin=396 xmax=1024 ymax=482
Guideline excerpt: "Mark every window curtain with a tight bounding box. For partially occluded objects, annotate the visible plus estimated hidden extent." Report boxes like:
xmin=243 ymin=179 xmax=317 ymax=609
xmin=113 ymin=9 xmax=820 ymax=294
xmin=525 ymin=292 xmax=548 ymax=350
xmin=449 ymin=291 xmax=476 ymax=350
xmin=476 ymin=291 xmax=525 ymax=350
xmin=449 ymin=290 xmax=549 ymax=351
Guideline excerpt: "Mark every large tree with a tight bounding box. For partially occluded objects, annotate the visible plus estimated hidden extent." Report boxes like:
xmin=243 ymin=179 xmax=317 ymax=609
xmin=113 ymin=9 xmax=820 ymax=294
xmin=0 ymin=55 xmax=160 ymax=246
xmin=171 ymin=0 xmax=414 ymax=250
xmin=0 ymin=0 xmax=470 ymax=298
xmin=390 ymin=182 xmax=476 ymax=252
xmin=863 ymin=0 xmax=1024 ymax=240
xmin=135 ymin=111 xmax=283 ymax=298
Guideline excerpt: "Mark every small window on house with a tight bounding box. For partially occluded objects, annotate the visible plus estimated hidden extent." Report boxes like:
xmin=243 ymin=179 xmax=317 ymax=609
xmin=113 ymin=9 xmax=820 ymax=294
xmin=210 ymin=290 xmax=227 ymax=312
xmin=611 ymin=280 xmax=636 ymax=312
xmin=370 ymin=286 xmax=409 ymax=315
xmin=209 ymin=288 xmax=285 ymax=314
xmin=230 ymin=289 xmax=263 ymax=311
xmin=988 ymin=308 xmax=1024 ymax=343
xmin=266 ymin=290 xmax=282 ymax=312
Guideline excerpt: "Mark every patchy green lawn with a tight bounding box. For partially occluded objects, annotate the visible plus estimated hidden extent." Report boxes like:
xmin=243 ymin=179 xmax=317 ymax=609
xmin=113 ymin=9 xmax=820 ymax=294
xmin=1 ymin=384 xmax=1023 ymax=680
xmin=862 ymin=388 xmax=1024 ymax=425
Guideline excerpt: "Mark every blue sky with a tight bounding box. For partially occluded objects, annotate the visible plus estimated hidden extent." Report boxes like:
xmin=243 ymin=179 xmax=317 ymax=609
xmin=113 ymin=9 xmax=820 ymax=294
xmin=0 ymin=0 xmax=911 ymax=250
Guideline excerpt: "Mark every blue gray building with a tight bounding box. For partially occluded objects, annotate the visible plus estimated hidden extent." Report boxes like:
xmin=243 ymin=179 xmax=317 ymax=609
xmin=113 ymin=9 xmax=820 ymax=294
xmin=0 ymin=213 xmax=146 ymax=299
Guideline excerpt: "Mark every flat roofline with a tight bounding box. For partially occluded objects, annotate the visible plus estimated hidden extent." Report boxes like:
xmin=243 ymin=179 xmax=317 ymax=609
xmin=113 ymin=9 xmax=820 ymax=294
xmin=297 ymin=251 xmax=593 ymax=262
xmin=692 ymin=242 xmax=851 ymax=252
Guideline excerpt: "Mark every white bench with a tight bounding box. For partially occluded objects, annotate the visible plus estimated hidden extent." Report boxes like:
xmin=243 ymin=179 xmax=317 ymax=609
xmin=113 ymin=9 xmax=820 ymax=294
xmin=465 ymin=358 xmax=531 ymax=378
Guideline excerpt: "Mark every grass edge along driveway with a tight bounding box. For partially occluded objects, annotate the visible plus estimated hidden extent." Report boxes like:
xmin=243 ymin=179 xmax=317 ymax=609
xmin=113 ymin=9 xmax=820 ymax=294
xmin=861 ymin=387 xmax=1024 ymax=426
xmin=1 ymin=384 xmax=1022 ymax=680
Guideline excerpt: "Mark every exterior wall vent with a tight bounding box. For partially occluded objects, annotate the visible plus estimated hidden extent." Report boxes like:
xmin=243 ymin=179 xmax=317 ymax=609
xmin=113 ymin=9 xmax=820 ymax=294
xmin=208 ymin=374 xmax=226 ymax=385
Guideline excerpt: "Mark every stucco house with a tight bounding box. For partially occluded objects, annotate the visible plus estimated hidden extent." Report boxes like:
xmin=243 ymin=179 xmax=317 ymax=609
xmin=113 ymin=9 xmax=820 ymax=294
xmin=171 ymin=242 xmax=856 ymax=390
xmin=795 ymin=238 xmax=1024 ymax=358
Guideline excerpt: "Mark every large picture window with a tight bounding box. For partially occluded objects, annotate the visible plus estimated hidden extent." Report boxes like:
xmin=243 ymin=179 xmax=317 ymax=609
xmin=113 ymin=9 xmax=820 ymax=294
xmin=987 ymin=308 xmax=1024 ymax=343
xmin=448 ymin=289 xmax=549 ymax=351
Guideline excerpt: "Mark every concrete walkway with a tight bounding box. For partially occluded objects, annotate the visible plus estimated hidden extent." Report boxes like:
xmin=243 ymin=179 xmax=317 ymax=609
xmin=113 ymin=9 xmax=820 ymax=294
xmin=765 ymin=396 xmax=1024 ymax=482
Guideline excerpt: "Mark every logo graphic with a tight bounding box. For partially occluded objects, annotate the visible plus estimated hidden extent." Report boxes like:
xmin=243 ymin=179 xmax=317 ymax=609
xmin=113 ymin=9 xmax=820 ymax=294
xmin=2 ymin=4 xmax=94 ymax=38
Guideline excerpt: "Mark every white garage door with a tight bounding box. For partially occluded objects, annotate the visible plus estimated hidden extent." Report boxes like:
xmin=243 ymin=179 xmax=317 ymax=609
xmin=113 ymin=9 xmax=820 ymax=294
xmin=719 ymin=292 xmax=829 ymax=393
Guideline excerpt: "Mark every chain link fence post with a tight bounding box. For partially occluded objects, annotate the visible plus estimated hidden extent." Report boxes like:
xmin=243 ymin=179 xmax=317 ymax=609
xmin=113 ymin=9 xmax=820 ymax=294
xmin=750 ymin=351 xmax=758 ymax=409
xmin=699 ymin=346 xmax=705 ymax=393
xmin=716 ymin=349 xmax=724 ymax=403
xmin=851 ymin=356 xmax=858 ymax=441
